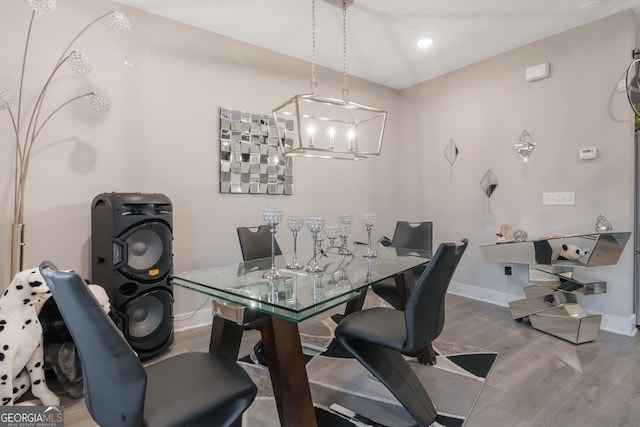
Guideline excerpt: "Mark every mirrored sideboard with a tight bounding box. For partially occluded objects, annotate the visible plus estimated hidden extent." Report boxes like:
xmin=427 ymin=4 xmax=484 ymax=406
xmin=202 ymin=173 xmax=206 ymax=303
xmin=479 ymin=232 xmax=631 ymax=344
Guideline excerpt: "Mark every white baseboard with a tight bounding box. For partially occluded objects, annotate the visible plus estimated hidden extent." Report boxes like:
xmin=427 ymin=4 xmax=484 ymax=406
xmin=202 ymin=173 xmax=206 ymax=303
xmin=448 ymin=281 xmax=638 ymax=338
xmin=600 ymin=313 xmax=637 ymax=337
xmin=448 ymin=281 xmax=521 ymax=308
xmin=173 ymin=306 xmax=213 ymax=332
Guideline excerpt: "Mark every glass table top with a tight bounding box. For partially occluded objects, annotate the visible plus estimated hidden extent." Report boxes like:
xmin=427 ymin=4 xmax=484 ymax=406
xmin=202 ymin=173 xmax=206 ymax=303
xmin=172 ymin=245 xmax=431 ymax=322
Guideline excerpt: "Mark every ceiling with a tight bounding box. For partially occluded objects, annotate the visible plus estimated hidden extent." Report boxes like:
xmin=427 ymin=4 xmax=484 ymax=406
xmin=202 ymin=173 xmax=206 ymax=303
xmin=113 ymin=0 xmax=640 ymax=90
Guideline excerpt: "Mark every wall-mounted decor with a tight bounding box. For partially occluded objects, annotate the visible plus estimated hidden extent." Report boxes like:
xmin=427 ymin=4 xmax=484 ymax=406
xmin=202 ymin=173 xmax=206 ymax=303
xmin=220 ymin=108 xmax=294 ymax=195
xmin=515 ymin=130 xmax=536 ymax=162
xmin=443 ymin=138 xmax=459 ymax=179
xmin=480 ymin=169 xmax=498 ymax=213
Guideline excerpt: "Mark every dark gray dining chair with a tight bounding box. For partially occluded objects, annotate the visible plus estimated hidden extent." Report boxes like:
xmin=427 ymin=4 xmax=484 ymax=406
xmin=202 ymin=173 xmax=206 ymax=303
xmin=39 ymin=261 xmax=257 ymax=427
xmin=237 ymin=225 xmax=282 ymax=261
xmin=373 ymin=220 xmax=433 ymax=309
xmin=236 ymin=225 xmax=283 ymax=365
xmin=335 ymin=239 xmax=468 ymax=427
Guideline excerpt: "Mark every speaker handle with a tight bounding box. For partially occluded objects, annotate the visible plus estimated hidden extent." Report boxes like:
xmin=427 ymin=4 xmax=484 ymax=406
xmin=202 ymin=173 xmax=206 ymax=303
xmin=115 ymin=310 xmax=128 ymax=335
xmin=112 ymin=237 xmax=128 ymax=270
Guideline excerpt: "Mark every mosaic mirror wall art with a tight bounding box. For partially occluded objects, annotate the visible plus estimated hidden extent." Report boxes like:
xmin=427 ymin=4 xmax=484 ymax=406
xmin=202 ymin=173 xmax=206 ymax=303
xmin=220 ymin=108 xmax=295 ymax=194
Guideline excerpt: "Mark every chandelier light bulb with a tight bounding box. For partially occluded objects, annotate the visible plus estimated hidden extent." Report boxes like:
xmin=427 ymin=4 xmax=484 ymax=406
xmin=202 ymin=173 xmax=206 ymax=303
xmin=27 ymin=0 xmax=57 ymax=15
xmin=0 ymin=89 xmax=12 ymax=110
xmin=307 ymin=124 xmax=315 ymax=147
xmin=328 ymin=127 xmax=336 ymax=148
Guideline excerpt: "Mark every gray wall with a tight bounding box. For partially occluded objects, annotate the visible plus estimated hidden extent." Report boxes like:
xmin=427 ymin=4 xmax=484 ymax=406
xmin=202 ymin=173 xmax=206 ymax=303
xmin=0 ymin=1 xmax=637 ymax=335
xmin=401 ymin=10 xmax=637 ymax=335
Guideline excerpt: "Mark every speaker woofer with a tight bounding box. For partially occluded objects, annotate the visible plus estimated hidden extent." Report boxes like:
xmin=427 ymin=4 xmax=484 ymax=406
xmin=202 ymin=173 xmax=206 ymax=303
xmin=120 ymin=289 xmax=173 ymax=353
xmin=116 ymin=220 xmax=172 ymax=282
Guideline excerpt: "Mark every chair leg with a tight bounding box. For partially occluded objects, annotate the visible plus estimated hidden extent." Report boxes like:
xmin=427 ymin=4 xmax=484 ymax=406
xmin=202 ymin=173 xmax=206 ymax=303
xmin=337 ymin=337 xmax=437 ymax=427
xmin=413 ymin=343 xmax=437 ymax=366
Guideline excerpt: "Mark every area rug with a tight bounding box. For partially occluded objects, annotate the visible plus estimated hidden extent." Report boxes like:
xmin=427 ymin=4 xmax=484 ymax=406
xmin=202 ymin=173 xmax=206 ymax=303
xmin=240 ymin=315 xmax=497 ymax=427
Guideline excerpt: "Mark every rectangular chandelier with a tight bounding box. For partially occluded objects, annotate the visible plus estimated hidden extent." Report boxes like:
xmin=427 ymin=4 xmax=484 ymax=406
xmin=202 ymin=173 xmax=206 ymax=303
xmin=272 ymin=93 xmax=387 ymax=160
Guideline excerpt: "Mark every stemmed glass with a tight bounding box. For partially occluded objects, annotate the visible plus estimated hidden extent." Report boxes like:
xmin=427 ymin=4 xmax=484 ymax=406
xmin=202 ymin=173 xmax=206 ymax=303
xmin=305 ymin=216 xmax=325 ymax=273
xmin=286 ymin=216 xmax=305 ymax=269
xmin=262 ymin=207 xmax=284 ymax=279
xmin=338 ymin=214 xmax=353 ymax=255
xmin=323 ymin=225 xmax=339 ymax=247
xmin=361 ymin=212 xmax=377 ymax=258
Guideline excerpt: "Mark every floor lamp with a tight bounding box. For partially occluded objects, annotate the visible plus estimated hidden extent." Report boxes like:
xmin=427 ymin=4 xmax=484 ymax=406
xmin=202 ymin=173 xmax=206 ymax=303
xmin=0 ymin=0 xmax=129 ymax=279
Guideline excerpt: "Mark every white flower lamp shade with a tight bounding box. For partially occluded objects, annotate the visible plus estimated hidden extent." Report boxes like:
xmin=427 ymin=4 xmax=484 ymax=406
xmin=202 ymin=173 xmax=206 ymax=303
xmin=273 ymin=94 xmax=386 ymax=160
xmin=108 ymin=11 xmax=130 ymax=34
xmin=67 ymin=51 xmax=93 ymax=75
xmin=89 ymin=94 xmax=111 ymax=113
xmin=0 ymin=89 xmax=12 ymax=110
xmin=28 ymin=0 xmax=57 ymax=15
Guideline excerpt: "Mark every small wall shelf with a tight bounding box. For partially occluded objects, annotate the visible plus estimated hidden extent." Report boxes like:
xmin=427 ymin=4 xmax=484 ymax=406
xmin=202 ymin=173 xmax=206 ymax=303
xmin=479 ymin=232 xmax=631 ymax=344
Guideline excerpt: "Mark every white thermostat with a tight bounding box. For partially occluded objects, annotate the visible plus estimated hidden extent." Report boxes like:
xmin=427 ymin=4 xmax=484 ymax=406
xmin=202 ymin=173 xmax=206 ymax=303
xmin=579 ymin=147 xmax=597 ymax=160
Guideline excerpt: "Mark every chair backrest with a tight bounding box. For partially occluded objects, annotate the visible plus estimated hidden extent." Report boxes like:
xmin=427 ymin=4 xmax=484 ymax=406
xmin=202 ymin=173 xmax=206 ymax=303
xmin=39 ymin=261 xmax=147 ymax=427
xmin=402 ymin=239 xmax=468 ymax=353
xmin=390 ymin=221 xmax=433 ymax=251
xmin=237 ymin=225 xmax=282 ymax=261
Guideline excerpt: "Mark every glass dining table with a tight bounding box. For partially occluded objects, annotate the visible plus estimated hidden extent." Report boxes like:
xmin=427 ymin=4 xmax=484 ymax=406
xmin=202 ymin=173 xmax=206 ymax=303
xmin=172 ymin=245 xmax=431 ymax=427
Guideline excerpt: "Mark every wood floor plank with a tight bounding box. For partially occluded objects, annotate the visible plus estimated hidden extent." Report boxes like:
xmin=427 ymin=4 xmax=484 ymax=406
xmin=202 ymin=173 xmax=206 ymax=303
xmin=47 ymin=293 xmax=640 ymax=427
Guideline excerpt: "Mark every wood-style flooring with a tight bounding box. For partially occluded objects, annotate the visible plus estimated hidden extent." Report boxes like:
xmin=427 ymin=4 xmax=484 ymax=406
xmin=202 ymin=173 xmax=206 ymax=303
xmin=57 ymin=293 xmax=640 ymax=426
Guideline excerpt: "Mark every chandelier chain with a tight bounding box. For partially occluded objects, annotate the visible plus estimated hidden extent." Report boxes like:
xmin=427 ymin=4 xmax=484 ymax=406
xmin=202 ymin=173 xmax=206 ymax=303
xmin=311 ymin=0 xmax=317 ymax=95
xmin=342 ymin=0 xmax=348 ymax=101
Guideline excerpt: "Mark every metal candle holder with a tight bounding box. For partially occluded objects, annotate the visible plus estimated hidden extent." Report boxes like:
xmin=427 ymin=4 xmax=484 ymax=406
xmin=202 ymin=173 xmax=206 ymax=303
xmin=262 ymin=207 xmax=284 ymax=279
xmin=305 ymin=216 xmax=325 ymax=273
xmin=286 ymin=216 xmax=305 ymax=269
xmin=361 ymin=212 xmax=377 ymax=258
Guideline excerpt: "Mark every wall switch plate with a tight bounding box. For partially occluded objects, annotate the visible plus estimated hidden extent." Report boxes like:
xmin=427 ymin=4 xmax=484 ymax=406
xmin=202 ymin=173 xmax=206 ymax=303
xmin=542 ymin=192 xmax=575 ymax=205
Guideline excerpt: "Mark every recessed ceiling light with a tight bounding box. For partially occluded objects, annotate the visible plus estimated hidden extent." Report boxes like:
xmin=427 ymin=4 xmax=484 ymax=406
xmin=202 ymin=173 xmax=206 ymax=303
xmin=417 ymin=38 xmax=433 ymax=49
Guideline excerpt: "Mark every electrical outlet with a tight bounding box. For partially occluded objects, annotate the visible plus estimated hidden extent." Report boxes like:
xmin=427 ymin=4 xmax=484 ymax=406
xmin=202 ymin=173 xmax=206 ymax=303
xmin=504 ymin=265 xmax=513 ymax=276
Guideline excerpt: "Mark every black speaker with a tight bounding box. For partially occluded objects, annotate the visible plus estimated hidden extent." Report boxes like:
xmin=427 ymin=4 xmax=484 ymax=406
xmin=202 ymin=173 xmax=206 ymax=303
xmin=91 ymin=192 xmax=174 ymax=360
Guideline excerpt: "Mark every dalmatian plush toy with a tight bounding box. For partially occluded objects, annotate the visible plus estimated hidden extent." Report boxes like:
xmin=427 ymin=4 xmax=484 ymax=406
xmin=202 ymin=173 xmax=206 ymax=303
xmin=0 ymin=268 xmax=60 ymax=406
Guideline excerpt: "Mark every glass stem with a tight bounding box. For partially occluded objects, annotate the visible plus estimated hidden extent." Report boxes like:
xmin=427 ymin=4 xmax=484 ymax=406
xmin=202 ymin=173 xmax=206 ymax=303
xmin=271 ymin=226 xmax=276 ymax=270
xmin=367 ymin=226 xmax=372 ymax=250
xmin=292 ymin=232 xmax=298 ymax=263
xmin=312 ymin=231 xmax=318 ymax=262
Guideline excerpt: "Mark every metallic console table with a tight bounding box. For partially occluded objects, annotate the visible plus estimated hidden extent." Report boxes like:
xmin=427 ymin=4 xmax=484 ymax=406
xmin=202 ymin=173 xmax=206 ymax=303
xmin=479 ymin=232 xmax=631 ymax=343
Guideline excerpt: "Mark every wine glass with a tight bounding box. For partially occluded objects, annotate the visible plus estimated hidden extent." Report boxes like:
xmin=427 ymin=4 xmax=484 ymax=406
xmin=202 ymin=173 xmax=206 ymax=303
xmin=305 ymin=216 xmax=325 ymax=273
xmin=262 ymin=207 xmax=284 ymax=279
xmin=337 ymin=224 xmax=350 ymax=254
xmin=323 ymin=225 xmax=339 ymax=247
xmin=338 ymin=214 xmax=353 ymax=255
xmin=286 ymin=216 xmax=305 ymax=269
xmin=362 ymin=212 xmax=377 ymax=258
